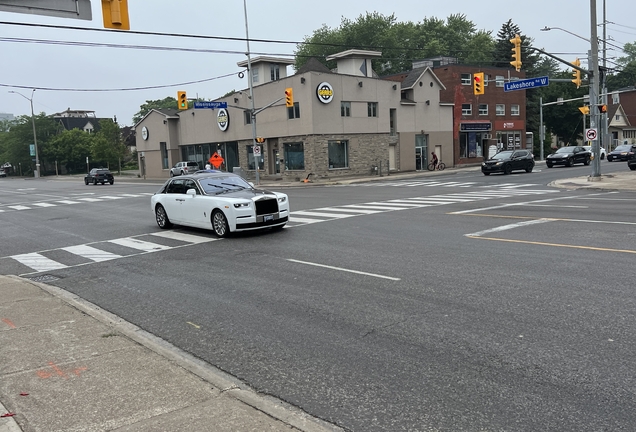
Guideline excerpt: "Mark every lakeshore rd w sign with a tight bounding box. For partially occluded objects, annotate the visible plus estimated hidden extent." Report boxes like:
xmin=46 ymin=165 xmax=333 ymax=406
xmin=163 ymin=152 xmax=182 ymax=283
xmin=504 ymin=76 xmax=549 ymax=92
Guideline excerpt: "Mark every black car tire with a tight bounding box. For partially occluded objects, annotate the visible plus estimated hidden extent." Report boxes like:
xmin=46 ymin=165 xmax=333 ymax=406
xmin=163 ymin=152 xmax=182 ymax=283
xmin=566 ymin=158 xmax=573 ymax=167
xmin=212 ymin=210 xmax=229 ymax=238
xmin=483 ymin=172 xmax=490 ymax=176
xmin=630 ymin=166 xmax=636 ymax=171
xmin=93 ymin=178 xmax=97 ymax=185
xmin=109 ymin=180 xmax=114 ymax=185
xmin=525 ymin=165 xmax=533 ymax=173
xmin=155 ymin=205 xmax=172 ymax=229
xmin=601 ymin=154 xmax=605 ymax=160
xmin=180 ymin=171 xmax=185 ymax=176
xmin=84 ymin=178 xmax=89 ymax=185
xmin=584 ymin=157 xmax=590 ymax=165
xmin=170 ymin=171 xmax=175 ymax=177
xmin=546 ymin=163 xmax=553 ymax=168
xmin=503 ymin=164 xmax=512 ymax=175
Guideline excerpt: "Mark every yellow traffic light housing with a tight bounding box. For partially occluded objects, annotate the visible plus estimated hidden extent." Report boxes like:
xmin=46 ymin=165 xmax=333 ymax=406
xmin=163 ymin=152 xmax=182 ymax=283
xmin=256 ymin=137 xmax=265 ymax=143
xmin=579 ymin=106 xmax=590 ymax=115
xmin=473 ymin=72 xmax=485 ymax=95
xmin=101 ymin=0 xmax=130 ymax=30
xmin=285 ymin=88 xmax=293 ymax=107
xmin=571 ymin=58 xmax=582 ymax=88
xmin=599 ymin=104 xmax=608 ymax=113
xmin=510 ymin=34 xmax=522 ymax=72
xmin=177 ymin=91 xmax=188 ymax=110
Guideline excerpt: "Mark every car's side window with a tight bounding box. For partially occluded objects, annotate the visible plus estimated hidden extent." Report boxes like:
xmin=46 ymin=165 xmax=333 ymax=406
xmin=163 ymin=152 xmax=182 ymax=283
xmin=184 ymin=180 xmax=199 ymax=194
xmin=167 ymin=179 xmax=186 ymax=194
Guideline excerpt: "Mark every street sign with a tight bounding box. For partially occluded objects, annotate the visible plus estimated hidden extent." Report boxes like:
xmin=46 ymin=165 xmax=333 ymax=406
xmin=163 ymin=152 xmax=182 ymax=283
xmin=209 ymin=152 xmax=224 ymax=169
xmin=253 ymin=145 xmax=261 ymax=156
xmin=30 ymin=144 xmax=35 ymax=156
xmin=194 ymin=101 xmax=228 ymax=110
xmin=504 ymin=76 xmax=549 ymax=92
xmin=585 ymin=128 xmax=598 ymax=140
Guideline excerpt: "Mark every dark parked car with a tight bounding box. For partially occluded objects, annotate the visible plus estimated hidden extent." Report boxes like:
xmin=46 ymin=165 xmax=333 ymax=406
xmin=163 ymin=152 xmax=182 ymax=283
xmin=546 ymin=146 xmax=591 ymax=168
xmin=607 ymin=144 xmax=633 ymax=162
xmin=627 ymin=145 xmax=636 ymax=171
xmin=481 ymin=149 xmax=534 ymax=175
xmin=85 ymin=168 xmax=114 ymax=185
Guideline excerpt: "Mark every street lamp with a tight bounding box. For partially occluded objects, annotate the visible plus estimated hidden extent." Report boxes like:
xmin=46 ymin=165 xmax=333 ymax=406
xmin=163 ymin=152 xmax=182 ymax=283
xmin=540 ymin=26 xmax=590 ymax=43
xmin=9 ymin=89 xmax=40 ymax=178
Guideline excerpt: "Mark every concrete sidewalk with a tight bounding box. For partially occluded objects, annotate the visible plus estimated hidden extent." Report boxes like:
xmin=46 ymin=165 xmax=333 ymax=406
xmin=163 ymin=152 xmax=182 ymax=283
xmin=549 ymin=169 xmax=636 ymax=191
xmin=0 ymin=275 xmax=340 ymax=432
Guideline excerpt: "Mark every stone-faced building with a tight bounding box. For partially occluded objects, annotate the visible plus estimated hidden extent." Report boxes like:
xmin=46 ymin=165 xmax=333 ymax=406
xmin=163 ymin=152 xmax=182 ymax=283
xmin=134 ymin=50 xmax=454 ymax=180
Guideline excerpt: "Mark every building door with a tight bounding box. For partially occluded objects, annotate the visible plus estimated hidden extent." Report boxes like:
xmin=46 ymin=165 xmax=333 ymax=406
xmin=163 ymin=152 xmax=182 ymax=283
xmin=415 ymin=134 xmax=428 ymax=170
xmin=389 ymin=146 xmax=396 ymax=170
xmin=270 ymin=147 xmax=280 ymax=174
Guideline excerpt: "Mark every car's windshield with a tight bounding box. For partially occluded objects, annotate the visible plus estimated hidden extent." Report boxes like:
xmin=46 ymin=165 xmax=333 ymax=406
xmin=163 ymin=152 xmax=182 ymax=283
xmin=199 ymin=175 xmax=252 ymax=194
xmin=491 ymin=151 xmax=513 ymax=160
xmin=614 ymin=145 xmax=631 ymax=151
xmin=556 ymin=147 xmax=575 ymax=154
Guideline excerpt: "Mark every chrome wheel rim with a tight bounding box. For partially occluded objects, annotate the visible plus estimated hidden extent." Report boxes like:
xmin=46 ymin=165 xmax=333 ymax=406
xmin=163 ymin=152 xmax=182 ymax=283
xmin=156 ymin=206 xmax=167 ymax=227
xmin=213 ymin=212 xmax=227 ymax=236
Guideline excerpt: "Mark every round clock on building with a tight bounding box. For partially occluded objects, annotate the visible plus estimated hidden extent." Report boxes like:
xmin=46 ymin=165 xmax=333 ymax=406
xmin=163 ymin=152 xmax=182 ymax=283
xmin=141 ymin=126 xmax=149 ymax=140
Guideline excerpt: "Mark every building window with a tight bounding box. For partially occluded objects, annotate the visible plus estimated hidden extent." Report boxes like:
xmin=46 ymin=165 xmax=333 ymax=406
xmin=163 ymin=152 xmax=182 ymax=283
xmin=390 ymin=108 xmax=396 ymax=136
xmin=496 ymin=104 xmax=505 ymax=116
xmin=244 ymin=110 xmax=252 ymax=124
xmin=251 ymin=67 xmax=259 ymax=83
xmin=462 ymin=104 xmax=472 ymax=115
xmin=270 ymin=64 xmax=280 ymax=81
xmin=479 ymin=104 xmax=488 ymax=115
xmin=496 ymin=76 xmax=504 ymax=87
xmin=368 ymin=102 xmax=378 ymax=117
xmin=511 ymin=104 xmax=520 ymax=116
xmin=160 ymin=142 xmax=168 ymax=169
xmin=461 ymin=73 xmax=471 ymax=85
xmin=328 ymin=140 xmax=348 ymax=169
xmin=284 ymin=142 xmax=304 ymax=170
xmin=247 ymin=145 xmax=264 ymax=170
xmin=287 ymin=102 xmax=300 ymax=119
xmin=341 ymin=101 xmax=351 ymax=117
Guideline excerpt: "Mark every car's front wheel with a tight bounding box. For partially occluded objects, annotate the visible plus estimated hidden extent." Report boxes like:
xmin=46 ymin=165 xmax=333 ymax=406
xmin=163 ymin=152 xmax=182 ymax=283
xmin=630 ymin=165 xmax=636 ymax=171
xmin=546 ymin=163 xmax=553 ymax=168
xmin=170 ymin=171 xmax=175 ymax=177
xmin=93 ymin=178 xmax=97 ymax=185
xmin=566 ymin=158 xmax=574 ymax=167
xmin=525 ymin=164 xmax=533 ymax=173
xmin=584 ymin=156 xmax=591 ymax=165
xmin=483 ymin=172 xmax=490 ymax=176
xmin=503 ymin=164 xmax=512 ymax=175
xmin=212 ymin=210 xmax=229 ymax=238
xmin=155 ymin=205 xmax=172 ymax=229
xmin=109 ymin=180 xmax=114 ymax=185
xmin=84 ymin=178 xmax=89 ymax=185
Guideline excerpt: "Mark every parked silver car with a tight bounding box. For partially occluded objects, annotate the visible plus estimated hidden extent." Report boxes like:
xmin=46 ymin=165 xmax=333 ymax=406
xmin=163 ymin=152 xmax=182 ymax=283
xmin=169 ymin=161 xmax=200 ymax=177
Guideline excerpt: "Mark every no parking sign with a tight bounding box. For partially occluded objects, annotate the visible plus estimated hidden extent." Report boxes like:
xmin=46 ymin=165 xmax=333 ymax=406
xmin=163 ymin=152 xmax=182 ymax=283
xmin=585 ymin=128 xmax=597 ymax=140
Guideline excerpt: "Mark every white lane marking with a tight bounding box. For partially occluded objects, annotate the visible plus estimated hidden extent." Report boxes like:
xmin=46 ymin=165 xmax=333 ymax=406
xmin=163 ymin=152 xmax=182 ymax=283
xmin=292 ymin=211 xmax=354 ymax=219
xmin=150 ymin=231 xmax=217 ymax=244
xmin=396 ymin=199 xmax=454 ymax=205
xmin=287 ymin=259 xmax=401 ymax=281
xmin=315 ymin=207 xmax=383 ymax=214
xmin=426 ymin=196 xmax=476 ymax=202
xmin=289 ymin=216 xmax=324 ymax=224
xmin=62 ymin=245 xmax=122 ymax=262
xmin=120 ymin=194 xmax=143 ymax=197
xmin=450 ymin=192 xmax=592 ymax=215
xmin=100 ymin=196 xmax=124 ymax=200
xmin=32 ymin=203 xmax=57 ymax=207
xmin=109 ymin=237 xmax=171 ymax=252
xmin=369 ymin=201 xmax=424 ymax=207
xmin=8 ymin=205 xmax=30 ymax=210
xmin=77 ymin=198 xmax=103 ymax=202
xmin=466 ymin=219 xmax=552 ymax=237
xmin=11 ymin=253 xmax=68 ymax=272
xmin=343 ymin=204 xmax=414 ymax=211
xmin=57 ymin=200 xmax=80 ymax=205
xmin=525 ymin=204 xmax=588 ymax=208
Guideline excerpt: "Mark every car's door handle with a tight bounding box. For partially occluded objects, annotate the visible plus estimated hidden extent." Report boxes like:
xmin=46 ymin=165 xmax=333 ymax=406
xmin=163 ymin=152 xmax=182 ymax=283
xmin=176 ymin=198 xmax=185 ymax=202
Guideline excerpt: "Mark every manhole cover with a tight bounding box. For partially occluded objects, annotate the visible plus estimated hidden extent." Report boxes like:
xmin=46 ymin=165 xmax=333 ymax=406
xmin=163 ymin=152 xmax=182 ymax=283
xmin=28 ymin=274 xmax=61 ymax=283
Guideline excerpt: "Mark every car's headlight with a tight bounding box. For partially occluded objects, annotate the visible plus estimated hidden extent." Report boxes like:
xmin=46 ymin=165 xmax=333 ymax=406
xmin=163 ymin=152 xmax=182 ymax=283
xmin=482 ymin=163 xmax=486 ymax=167
xmin=495 ymin=161 xmax=503 ymax=165
xmin=277 ymin=196 xmax=287 ymax=203
xmin=233 ymin=202 xmax=250 ymax=208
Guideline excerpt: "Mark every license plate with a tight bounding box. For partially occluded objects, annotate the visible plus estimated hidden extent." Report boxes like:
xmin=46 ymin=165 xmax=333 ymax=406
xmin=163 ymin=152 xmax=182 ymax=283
xmin=264 ymin=215 xmax=274 ymax=222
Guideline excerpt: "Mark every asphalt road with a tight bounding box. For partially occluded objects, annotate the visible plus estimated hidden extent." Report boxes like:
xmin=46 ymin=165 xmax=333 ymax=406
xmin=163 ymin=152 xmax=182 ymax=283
xmin=2 ymin=162 xmax=636 ymax=431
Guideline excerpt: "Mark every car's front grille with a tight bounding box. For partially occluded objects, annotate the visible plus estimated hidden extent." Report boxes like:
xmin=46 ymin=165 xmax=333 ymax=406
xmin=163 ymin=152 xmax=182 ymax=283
xmin=255 ymin=198 xmax=278 ymax=215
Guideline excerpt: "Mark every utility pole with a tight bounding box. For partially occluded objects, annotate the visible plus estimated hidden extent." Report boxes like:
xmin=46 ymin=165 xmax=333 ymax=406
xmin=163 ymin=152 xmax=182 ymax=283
xmin=601 ymin=0 xmax=610 ymax=152
xmin=590 ymin=0 xmax=601 ymax=179
xmin=243 ymin=0 xmax=259 ymax=185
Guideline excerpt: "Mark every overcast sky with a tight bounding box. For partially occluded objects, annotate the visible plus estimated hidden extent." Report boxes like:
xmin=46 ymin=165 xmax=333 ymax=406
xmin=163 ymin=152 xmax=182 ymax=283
xmin=0 ymin=0 xmax=634 ymax=126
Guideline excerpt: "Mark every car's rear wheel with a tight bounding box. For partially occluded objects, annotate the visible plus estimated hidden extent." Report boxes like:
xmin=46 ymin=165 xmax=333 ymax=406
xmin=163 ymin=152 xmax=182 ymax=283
xmin=483 ymin=172 xmax=490 ymax=176
xmin=155 ymin=205 xmax=172 ymax=229
xmin=212 ymin=210 xmax=229 ymax=238
xmin=584 ymin=156 xmax=591 ymax=165
xmin=109 ymin=180 xmax=114 ymax=185
xmin=170 ymin=171 xmax=174 ymax=177
xmin=546 ymin=163 xmax=553 ymax=168
xmin=601 ymin=154 xmax=605 ymax=160
xmin=503 ymin=164 xmax=512 ymax=175
xmin=630 ymin=165 xmax=636 ymax=171
xmin=566 ymin=158 xmax=574 ymax=167
xmin=93 ymin=178 xmax=97 ymax=185
xmin=84 ymin=178 xmax=89 ymax=185
xmin=525 ymin=164 xmax=533 ymax=173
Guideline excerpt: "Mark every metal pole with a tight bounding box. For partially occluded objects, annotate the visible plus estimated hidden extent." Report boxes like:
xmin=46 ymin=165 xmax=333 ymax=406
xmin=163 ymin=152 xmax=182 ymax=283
xmin=590 ymin=0 xmax=601 ymax=178
xmin=30 ymin=90 xmax=40 ymax=178
xmin=602 ymin=0 xmax=610 ymax=152
xmin=539 ymin=96 xmax=544 ymax=160
xmin=243 ymin=0 xmax=259 ymax=185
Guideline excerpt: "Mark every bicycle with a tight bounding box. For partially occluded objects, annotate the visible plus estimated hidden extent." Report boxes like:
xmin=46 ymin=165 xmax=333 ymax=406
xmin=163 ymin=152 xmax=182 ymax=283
xmin=427 ymin=161 xmax=446 ymax=171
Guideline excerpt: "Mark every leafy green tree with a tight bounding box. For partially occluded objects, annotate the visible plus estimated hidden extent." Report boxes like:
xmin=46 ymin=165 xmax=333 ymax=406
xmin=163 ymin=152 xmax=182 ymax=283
xmin=616 ymin=42 xmax=636 ymax=66
xmin=0 ymin=114 xmax=57 ymax=175
xmin=48 ymin=129 xmax=95 ymax=174
xmin=132 ymin=97 xmax=178 ymax=125
xmin=92 ymin=119 xmax=128 ymax=173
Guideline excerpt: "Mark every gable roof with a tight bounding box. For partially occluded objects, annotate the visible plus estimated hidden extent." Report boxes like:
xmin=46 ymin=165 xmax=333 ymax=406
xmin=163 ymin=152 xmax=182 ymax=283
xmin=296 ymin=57 xmax=332 ymax=75
xmin=133 ymin=108 xmax=180 ymax=128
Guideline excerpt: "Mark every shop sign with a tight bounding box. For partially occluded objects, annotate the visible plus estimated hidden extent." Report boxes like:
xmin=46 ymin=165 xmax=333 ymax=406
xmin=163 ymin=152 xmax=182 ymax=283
xmin=316 ymin=82 xmax=334 ymax=104
xmin=217 ymin=108 xmax=230 ymax=132
xmin=460 ymin=122 xmax=491 ymax=132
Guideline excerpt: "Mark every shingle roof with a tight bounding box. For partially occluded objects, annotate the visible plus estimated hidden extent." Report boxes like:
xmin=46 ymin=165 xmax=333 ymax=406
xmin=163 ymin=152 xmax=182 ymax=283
xmin=296 ymin=57 xmax=332 ymax=75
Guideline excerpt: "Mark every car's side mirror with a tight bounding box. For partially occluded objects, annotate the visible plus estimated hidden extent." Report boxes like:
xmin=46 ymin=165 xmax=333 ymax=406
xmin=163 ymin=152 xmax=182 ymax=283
xmin=186 ymin=189 xmax=197 ymax=196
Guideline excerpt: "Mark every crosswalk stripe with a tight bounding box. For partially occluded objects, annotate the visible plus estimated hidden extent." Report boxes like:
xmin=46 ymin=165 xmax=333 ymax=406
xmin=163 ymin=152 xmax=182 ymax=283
xmin=62 ymin=245 xmax=122 ymax=262
xmin=100 ymin=196 xmax=125 ymax=200
xmin=382 ymin=200 xmax=430 ymax=207
xmin=343 ymin=204 xmax=411 ymax=211
xmin=56 ymin=200 xmax=80 ymax=204
xmin=292 ymin=211 xmax=354 ymax=219
xmin=120 ymin=194 xmax=143 ymax=197
xmin=77 ymin=198 xmax=103 ymax=202
xmin=32 ymin=203 xmax=57 ymax=207
xmin=8 ymin=205 xmax=30 ymax=210
xmin=315 ymin=207 xmax=383 ymax=214
xmin=11 ymin=253 xmax=68 ymax=272
xmin=150 ymin=231 xmax=217 ymax=244
xmin=288 ymin=216 xmax=325 ymax=224
xmin=109 ymin=237 xmax=171 ymax=252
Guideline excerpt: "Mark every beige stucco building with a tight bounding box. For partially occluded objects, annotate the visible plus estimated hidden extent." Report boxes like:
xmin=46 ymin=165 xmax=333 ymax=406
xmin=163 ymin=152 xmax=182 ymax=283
xmin=134 ymin=50 xmax=454 ymax=180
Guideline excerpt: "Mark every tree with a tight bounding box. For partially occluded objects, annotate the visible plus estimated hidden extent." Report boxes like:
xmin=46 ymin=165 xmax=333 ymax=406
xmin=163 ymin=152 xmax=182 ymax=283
xmin=616 ymin=41 xmax=636 ymax=66
xmin=93 ymin=119 xmax=128 ymax=173
xmin=49 ymin=129 xmax=94 ymax=174
xmin=132 ymin=97 xmax=178 ymax=125
xmin=0 ymin=114 xmax=57 ymax=175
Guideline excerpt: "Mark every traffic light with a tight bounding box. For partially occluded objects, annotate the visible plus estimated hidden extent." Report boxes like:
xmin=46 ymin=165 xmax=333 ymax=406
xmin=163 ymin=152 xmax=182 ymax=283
xmin=256 ymin=137 xmax=265 ymax=143
xmin=177 ymin=91 xmax=188 ymax=110
xmin=473 ymin=72 xmax=485 ymax=95
xmin=579 ymin=106 xmax=590 ymax=115
xmin=285 ymin=88 xmax=293 ymax=107
xmin=599 ymin=104 xmax=608 ymax=113
xmin=571 ymin=58 xmax=582 ymax=88
xmin=101 ymin=0 xmax=130 ymax=30
xmin=510 ymin=34 xmax=522 ymax=72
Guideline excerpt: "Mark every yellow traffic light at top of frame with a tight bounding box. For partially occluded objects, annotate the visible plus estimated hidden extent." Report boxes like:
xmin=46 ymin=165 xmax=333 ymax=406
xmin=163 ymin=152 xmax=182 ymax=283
xmin=510 ymin=34 xmax=522 ymax=72
xmin=285 ymin=88 xmax=294 ymax=107
xmin=571 ymin=58 xmax=582 ymax=88
xmin=177 ymin=91 xmax=188 ymax=110
xmin=101 ymin=0 xmax=130 ymax=30
xmin=473 ymin=72 xmax=485 ymax=95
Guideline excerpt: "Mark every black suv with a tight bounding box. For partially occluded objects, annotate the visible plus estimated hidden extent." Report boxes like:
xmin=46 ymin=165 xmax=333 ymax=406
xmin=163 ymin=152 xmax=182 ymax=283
xmin=546 ymin=146 xmax=591 ymax=168
xmin=481 ymin=149 xmax=535 ymax=175
xmin=627 ymin=145 xmax=636 ymax=171
xmin=85 ymin=168 xmax=114 ymax=185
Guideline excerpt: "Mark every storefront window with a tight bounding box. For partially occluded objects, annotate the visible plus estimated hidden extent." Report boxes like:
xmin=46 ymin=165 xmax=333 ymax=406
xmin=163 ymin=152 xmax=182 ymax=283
xmin=328 ymin=140 xmax=348 ymax=169
xmin=284 ymin=143 xmax=305 ymax=170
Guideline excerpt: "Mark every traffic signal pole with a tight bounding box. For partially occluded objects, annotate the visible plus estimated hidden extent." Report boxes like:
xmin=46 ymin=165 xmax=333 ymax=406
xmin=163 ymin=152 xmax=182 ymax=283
xmin=590 ymin=0 xmax=601 ymax=179
xmin=243 ymin=0 xmax=259 ymax=185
